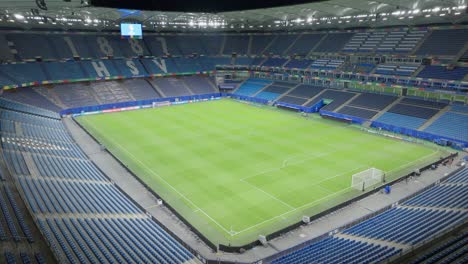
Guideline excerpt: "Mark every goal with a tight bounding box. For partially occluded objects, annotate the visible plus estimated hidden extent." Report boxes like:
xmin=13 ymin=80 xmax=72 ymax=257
xmin=352 ymin=168 xmax=385 ymax=191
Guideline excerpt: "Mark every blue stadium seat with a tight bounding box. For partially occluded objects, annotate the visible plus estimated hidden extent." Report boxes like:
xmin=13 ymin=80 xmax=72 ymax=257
xmin=424 ymin=112 xmax=468 ymax=142
xmin=417 ymin=66 xmax=468 ymax=81
xmin=416 ymin=29 xmax=468 ymax=56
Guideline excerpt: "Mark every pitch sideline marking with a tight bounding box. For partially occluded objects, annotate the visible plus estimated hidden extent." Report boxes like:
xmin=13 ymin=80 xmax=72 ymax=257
xmin=232 ymin=166 xmax=366 ymax=236
xmin=232 ymin=149 xmax=441 ymax=236
xmin=81 ymin=118 xmax=443 ymax=238
xmin=241 ymin=150 xmax=336 ymax=182
xmin=80 ymin=119 xmax=233 ymax=235
xmin=239 ymin=178 xmax=295 ymax=210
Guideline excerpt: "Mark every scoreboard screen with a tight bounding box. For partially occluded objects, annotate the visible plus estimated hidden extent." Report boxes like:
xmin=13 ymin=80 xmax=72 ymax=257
xmin=120 ymin=23 xmax=142 ymax=39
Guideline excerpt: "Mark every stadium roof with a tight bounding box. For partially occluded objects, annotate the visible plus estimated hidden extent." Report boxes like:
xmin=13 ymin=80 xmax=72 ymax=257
xmin=0 ymin=0 xmax=466 ymax=32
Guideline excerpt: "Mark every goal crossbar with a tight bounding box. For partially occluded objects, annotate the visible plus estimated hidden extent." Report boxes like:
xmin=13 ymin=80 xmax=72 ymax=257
xmin=352 ymin=168 xmax=385 ymax=191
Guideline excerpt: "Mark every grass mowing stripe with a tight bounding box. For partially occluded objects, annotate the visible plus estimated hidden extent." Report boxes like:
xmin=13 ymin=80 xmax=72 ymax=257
xmin=79 ymin=117 xmax=233 ymax=234
xmin=77 ymin=99 xmax=446 ymax=245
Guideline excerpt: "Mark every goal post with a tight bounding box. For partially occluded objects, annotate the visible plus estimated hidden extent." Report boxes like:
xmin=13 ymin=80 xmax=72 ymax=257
xmin=352 ymin=168 xmax=385 ymax=191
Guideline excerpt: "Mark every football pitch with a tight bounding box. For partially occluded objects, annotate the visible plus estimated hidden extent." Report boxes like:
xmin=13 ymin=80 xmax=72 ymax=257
xmin=77 ymin=99 xmax=446 ymax=246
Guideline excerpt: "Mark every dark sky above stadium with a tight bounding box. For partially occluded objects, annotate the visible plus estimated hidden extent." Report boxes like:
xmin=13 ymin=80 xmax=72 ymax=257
xmin=90 ymin=0 xmax=323 ymax=12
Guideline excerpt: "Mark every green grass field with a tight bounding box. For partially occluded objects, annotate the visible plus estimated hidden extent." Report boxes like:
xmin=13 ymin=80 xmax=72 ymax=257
xmin=77 ymin=99 xmax=445 ymax=246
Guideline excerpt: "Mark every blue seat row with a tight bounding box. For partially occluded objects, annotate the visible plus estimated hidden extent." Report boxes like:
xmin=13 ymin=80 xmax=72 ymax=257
xmin=255 ymin=91 xmax=282 ymax=101
xmin=39 ymin=217 xmax=195 ymax=264
xmin=0 ymin=109 xmax=63 ymax=128
xmin=347 ymin=93 xmax=397 ymax=111
xmin=234 ymin=79 xmax=273 ymax=96
xmin=445 ymin=168 xmax=468 ymax=184
xmin=343 ymin=207 xmax=466 ymax=245
xmin=2 ymin=133 xmax=86 ymax=160
xmin=2 ymin=150 xmax=30 ymax=176
xmin=0 ymin=190 xmax=20 ymax=241
xmin=32 ymin=154 xmax=107 ymax=181
xmin=403 ymin=185 xmax=467 ymax=209
xmin=4 ymin=252 xmax=16 ymax=264
xmin=337 ymin=106 xmax=378 ymax=119
xmin=4 ymin=186 xmax=34 ymax=243
xmin=277 ymin=96 xmax=308 ymax=106
xmin=424 ymin=112 xmax=468 ymax=142
xmin=375 ymin=112 xmax=427 ymax=130
xmin=411 ymin=232 xmax=467 ymax=264
xmin=387 ymin=103 xmax=439 ymax=119
xmin=0 ymin=88 xmax=61 ymax=113
xmin=18 ymin=177 xmax=141 ymax=215
xmin=288 ymin=85 xmax=325 ymax=99
xmin=0 ymin=98 xmax=59 ymax=119
xmin=18 ymin=122 xmax=72 ymax=143
xmin=272 ymin=237 xmax=401 ymax=264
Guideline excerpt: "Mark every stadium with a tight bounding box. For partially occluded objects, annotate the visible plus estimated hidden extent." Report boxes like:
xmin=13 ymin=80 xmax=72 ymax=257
xmin=0 ymin=0 xmax=467 ymax=263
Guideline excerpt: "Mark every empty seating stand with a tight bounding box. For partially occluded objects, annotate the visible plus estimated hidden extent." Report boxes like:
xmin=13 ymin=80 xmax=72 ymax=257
xmin=375 ymin=64 xmax=420 ymax=76
xmin=255 ymin=83 xmax=292 ymax=101
xmin=424 ymin=112 xmax=468 ymax=142
xmin=310 ymin=59 xmax=343 ymax=70
xmin=234 ymin=79 xmax=273 ymax=96
xmin=286 ymin=33 xmax=325 ymax=56
xmin=314 ymin=33 xmax=354 ymax=53
xmin=386 ymin=100 xmax=441 ymax=120
xmin=261 ymin=58 xmax=289 ymax=67
xmin=269 ymin=159 xmax=467 ymax=264
xmin=417 ymin=66 xmax=468 ymax=81
xmin=337 ymin=106 xmax=378 ymax=119
xmin=343 ymin=207 xmax=466 ymax=245
xmin=347 ymin=93 xmax=397 ymax=111
xmin=307 ymin=90 xmax=356 ymax=111
xmin=287 ymin=85 xmax=325 ymax=100
xmin=410 ymin=232 xmax=467 ymax=264
xmin=416 ymin=29 xmax=468 ymax=56
xmin=272 ymin=237 xmax=401 ymax=264
xmin=376 ymin=112 xmax=427 ymax=130
xmin=1 ymin=87 xmax=61 ymax=112
xmin=403 ymin=185 xmax=467 ymax=209
xmin=0 ymin=100 xmax=199 ymax=264
xmin=284 ymin=59 xmax=313 ymax=69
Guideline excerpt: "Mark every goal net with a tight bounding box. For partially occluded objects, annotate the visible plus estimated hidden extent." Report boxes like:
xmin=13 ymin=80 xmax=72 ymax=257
xmin=352 ymin=168 xmax=385 ymax=191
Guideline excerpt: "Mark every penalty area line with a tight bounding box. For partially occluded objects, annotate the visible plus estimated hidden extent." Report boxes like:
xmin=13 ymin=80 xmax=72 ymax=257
xmin=233 ymin=166 xmax=366 ymax=237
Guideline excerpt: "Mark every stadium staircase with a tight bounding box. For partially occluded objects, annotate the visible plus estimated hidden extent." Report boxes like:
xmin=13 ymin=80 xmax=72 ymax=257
xmin=251 ymin=82 xmax=274 ymax=97
xmin=272 ymin=167 xmax=468 ymax=264
xmin=33 ymin=87 xmax=67 ymax=110
xmin=219 ymin=35 xmax=226 ymax=55
xmin=307 ymin=34 xmax=328 ymax=56
xmin=417 ymin=105 xmax=451 ymax=131
xmin=146 ymin=79 xmax=167 ymax=97
xmin=370 ymin=97 xmax=404 ymax=121
xmin=301 ymin=89 xmax=329 ymax=107
xmin=247 ymin=36 xmax=253 ymax=55
xmin=143 ymin=79 xmax=164 ymax=97
xmin=412 ymin=65 xmax=425 ymax=77
xmin=452 ymin=42 xmax=468 ymax=64
xmin=261 ymin=35 xmax=279 ymax=55
xmin=411 ymin=30 xmax=433 ymax=55
xmin=39 ymin=63 xmax=52 ymax=81
xmin=335 ymin=233 xmax=408 ymax=251
xmin=333 ymin=93 xmax=361 ymax=112
xmin=282 ymin=34 xmax=303 ymax=56
xmin=231 ymin=79 xmax=248 ymax=94
xmin=180 ymin=80 xmax=195 ymax=95
xmin=77 ymin=62 xmax=90 ymax=79
xmin=207 ymin=78 xmax=219 ymax=93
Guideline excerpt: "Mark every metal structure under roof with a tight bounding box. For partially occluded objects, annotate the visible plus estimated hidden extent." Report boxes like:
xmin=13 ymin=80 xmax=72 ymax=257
xmin=0 ymin=0 xmax=466 ymax=32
